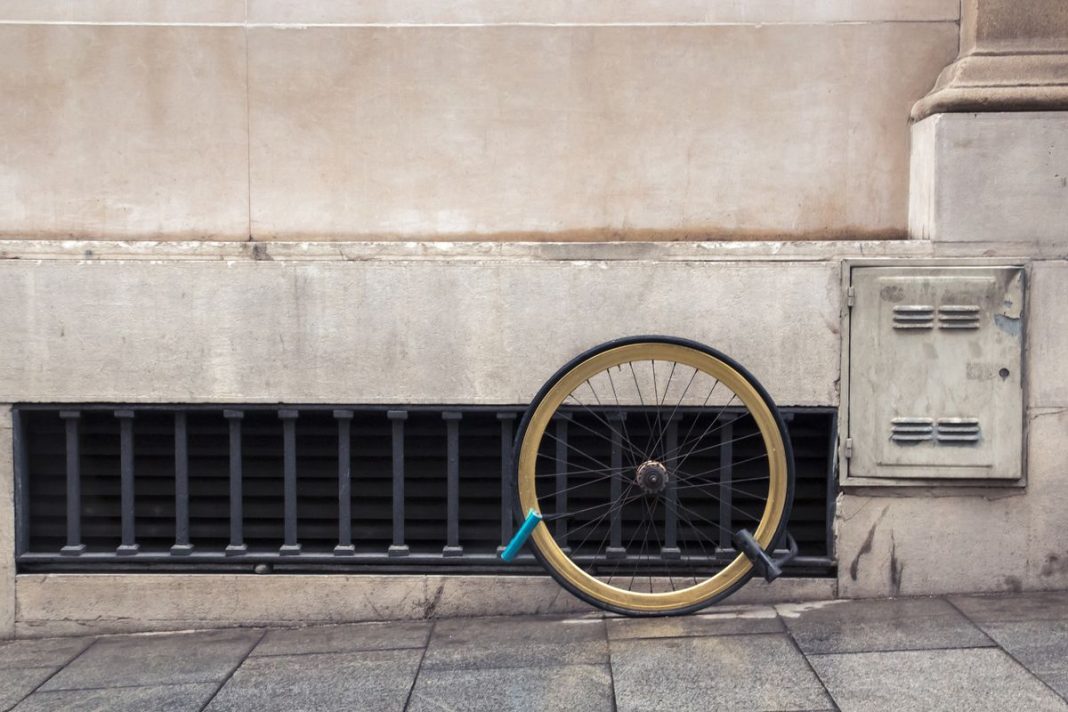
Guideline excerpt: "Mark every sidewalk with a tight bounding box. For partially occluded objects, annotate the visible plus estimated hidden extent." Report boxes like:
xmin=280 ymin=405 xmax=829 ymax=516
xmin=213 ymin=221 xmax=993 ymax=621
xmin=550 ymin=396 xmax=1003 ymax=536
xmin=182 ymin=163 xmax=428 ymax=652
xmin=1 ymin=590 xmax=1067 ymax=711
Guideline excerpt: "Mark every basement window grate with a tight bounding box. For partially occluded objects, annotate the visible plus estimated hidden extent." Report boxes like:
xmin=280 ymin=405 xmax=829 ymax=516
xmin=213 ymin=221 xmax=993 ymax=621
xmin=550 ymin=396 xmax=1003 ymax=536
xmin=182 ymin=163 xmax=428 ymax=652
xmin=13 ymin=405 xmax=838 ymax=576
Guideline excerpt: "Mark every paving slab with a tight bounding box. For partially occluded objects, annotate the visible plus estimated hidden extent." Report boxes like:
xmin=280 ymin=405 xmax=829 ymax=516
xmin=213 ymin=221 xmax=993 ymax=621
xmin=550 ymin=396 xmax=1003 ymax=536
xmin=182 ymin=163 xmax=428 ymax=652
xmin=423 ymin=616 xmax=608 ymax=670
xmin=980 ymin=620 xmax=1068 ymax=700
xmin=607 ymin=605 xmax=783 ymax=640
xmin=0 ymin=668 xmax=58 ymax=711
xmin=12 ymin=682 xmax=217 ymax=712
xmin=950 ymin=590 xmax=1068 ymax=624
xmin=251 ymin=620 xmax=430 ymax=657
xmin=407 ymin=663 xmax=613 ymax=712
xmin=810 ymin=648 xmax=1068 ymax=712
xmin=205 ymin=648 xmax=423 ymax=712
xmin=778 ymin=597 xmax=993 ymax=654
xmin=0 ymin=636 xmax=94 ymax=669
xmin=41 ymin=629 xmax=261 ymax=691
xmin=610 ymin=633 xmax=832 ymax=712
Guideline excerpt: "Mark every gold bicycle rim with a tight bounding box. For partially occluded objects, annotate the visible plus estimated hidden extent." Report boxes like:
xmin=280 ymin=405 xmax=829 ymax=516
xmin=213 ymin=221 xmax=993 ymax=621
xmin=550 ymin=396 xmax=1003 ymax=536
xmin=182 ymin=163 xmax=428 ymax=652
xmin=517 ymin=342 xmax=788 ymax=613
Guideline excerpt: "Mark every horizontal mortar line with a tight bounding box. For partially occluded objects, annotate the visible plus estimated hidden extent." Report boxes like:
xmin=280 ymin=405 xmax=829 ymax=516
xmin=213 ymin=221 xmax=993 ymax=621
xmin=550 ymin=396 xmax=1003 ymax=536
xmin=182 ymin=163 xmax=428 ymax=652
xmin=31 ymin=678 xmax=230 ymax=694
xmin=0 ymin=20 xmax=960 ymax=28
xmin=249 ymin=644 xmax=430 ymax=658
xmin=418 ymin=660 xmax=612 ymax=673
xmin=0 ymin=253 xmax=919 ymax=264
xmin=803 ymin=642 xmax=1000 ymax=657
xmin=608 ymin=628 xmax=787 ymax=643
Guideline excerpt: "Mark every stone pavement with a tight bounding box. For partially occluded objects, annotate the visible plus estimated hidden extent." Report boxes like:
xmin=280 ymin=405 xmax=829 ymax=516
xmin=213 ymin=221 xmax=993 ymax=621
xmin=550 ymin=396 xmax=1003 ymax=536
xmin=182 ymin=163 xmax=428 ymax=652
xmin=1 ymin=590 xmax=1068 ymax=711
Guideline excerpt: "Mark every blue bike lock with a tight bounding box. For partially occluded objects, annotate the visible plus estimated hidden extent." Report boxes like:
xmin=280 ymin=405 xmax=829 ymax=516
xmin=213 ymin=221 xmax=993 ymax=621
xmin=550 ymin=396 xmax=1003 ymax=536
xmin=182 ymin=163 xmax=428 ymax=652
xmin=500 ymin=509 xmax=543 ymax=562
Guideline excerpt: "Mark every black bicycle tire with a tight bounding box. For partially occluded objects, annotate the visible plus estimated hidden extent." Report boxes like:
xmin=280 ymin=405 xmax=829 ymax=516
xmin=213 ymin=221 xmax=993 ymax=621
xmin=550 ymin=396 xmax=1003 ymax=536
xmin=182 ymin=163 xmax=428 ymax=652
xmin=512 ymin=334 xmax=796 ymax=617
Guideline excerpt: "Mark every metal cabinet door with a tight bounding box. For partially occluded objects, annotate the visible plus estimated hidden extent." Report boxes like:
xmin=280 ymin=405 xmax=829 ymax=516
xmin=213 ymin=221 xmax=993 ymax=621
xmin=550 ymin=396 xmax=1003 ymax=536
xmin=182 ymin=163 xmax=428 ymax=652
xmin=847 ymin=266 xmax=1024 ymax=481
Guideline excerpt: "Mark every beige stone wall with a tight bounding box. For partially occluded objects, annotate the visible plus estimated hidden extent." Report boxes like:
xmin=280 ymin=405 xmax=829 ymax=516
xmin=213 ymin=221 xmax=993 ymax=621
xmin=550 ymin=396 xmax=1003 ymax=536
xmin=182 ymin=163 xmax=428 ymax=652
xmin=0 ymin=1 xmax=958 ymax=241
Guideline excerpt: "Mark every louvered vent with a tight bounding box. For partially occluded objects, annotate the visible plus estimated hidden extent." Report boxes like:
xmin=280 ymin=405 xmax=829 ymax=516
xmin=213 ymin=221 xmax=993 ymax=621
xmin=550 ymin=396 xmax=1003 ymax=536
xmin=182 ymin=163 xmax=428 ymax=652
xmin=892 ymin=305 xmax=935 ymax=330
xmin=936 ymin=418 xmax=981 ymax=443
xmin=889 ymin=417 xmax=935 ymax=442
xmin=938 ymin=305 xmax=981 ymax=330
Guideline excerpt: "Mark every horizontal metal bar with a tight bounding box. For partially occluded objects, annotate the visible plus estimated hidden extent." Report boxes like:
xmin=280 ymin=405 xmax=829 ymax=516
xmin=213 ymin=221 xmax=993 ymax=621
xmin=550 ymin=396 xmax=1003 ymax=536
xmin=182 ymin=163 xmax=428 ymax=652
xmin=10 ymin=403 xmax=838 ymax=415
xmin=15 ymin=550 xmax=835 ymax=568
xmin=16 ymin=551 xmax=542 ymax=565
xmin=11 ymin=403 xmax=530 ymax=414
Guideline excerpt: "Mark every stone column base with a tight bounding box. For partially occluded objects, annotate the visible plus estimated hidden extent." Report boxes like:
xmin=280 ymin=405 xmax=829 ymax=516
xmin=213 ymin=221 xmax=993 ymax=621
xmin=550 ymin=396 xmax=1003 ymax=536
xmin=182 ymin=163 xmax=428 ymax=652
xmin=909 ymin=112 xmax=1068 ymax=243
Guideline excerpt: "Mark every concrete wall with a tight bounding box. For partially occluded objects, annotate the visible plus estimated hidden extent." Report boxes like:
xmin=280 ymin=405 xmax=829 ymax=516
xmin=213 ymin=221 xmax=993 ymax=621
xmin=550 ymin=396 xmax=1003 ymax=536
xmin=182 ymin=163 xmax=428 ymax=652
xmin=0 ymin=258 xmax=839 ymax=406
xmin=0 ymin=239 xmax=1065 ymax=636
xmin=0 ymin=0 xmax=958 ymax=240
xmin=910 ymin=113 xmax=1068 ymax=243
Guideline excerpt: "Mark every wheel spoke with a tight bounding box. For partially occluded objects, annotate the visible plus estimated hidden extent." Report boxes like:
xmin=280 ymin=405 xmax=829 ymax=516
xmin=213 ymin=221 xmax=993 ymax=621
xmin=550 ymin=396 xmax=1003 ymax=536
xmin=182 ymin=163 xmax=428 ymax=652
xmin=515 ymin=342 xmax=791 ymax=614
xmin=560 ymin=395 xmax=646 ymax=466
xmin=674 ymin=452 xmax=769 ymax=485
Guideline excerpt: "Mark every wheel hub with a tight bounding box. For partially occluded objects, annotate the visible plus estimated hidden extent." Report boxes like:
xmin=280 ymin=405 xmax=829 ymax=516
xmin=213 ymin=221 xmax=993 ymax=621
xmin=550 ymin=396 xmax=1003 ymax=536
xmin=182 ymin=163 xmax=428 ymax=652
xmin=635 ymin=460 xmax=669 ymax=494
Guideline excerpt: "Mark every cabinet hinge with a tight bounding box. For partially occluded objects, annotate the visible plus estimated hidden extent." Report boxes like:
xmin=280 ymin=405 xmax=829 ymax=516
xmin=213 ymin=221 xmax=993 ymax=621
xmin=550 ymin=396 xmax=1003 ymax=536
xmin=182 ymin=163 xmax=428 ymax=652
xmin=844 ymin=438 xmax=853 ymax=459
xmin=846 ymin=286 xmax=855 ymax=309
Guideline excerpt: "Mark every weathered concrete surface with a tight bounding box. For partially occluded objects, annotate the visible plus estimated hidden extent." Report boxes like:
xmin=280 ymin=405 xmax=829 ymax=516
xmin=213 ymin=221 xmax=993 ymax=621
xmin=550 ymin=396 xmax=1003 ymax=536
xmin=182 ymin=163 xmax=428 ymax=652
xmin=1023 ymin=408 xmax=1068 ymax=592
xmin=246 ymin=0 xmax=960 ymax=25
xmin=0 ymin=407 xmax=14 ymax=639
xmin=0 ymin=0 xmax=960 ymax=24
xmin=836 ymin=487 xmax=1031 ymax=598
xmin=0 ymin=0 xmax=246 ymax=23
xmin=1029 ymin=261 xmax=1068 ymax=408
xmin=909 ymin=113 xmax=1068 ymax=243
xmin=3 ymin=237 xmax=1068 ymax=262
xmin=836 ymin=410 xmax=1068 ymax=598
xmin=248 ymin=22 xmax=955 ymax=240
xmin=0 ymin=24 xmax=249 ymax=240
xmin=0 ymin=10 xmax=956 ymax=240
xmin=12 ymin=574 xmax=834 ymax=638
xmin=0 ymin=259 xmax=840 ymax=406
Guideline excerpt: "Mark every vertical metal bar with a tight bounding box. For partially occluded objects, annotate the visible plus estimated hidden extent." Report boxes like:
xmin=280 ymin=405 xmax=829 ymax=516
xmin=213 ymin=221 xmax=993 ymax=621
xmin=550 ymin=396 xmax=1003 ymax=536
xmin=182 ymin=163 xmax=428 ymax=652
xmin=279 ymin=409 xmax=301 ymax=555
xmin=826 ymin=411 xmax=839 ymax=560
xmin=170 ymin=412 xmax=193 ymax=555
xmin=661 ymin=415 xmax=681 ymax=559
xmin=60 ymin=411 xmax=85 ymax=555
xmin=776 ymin=412 xmax=795 ymax=554
xmin=718 ymin=419 xmax=734 ymax=550
xmin=606 ymin=412 xmax=625 ymax=559
xmin=442 ymin=412 xmax=463 ymax=557
xmin=554 ymin=414 xmax=571 ymax=552
xmin=387 ymin=410 xmax=409 ymax=557
xmin=496 ymin=412 xmax=516 ymax=553
xmin=13 ymin=409 xmax=29 ymax=557
xmin=115 ymin=410 xmax=139 ymax=555
xmin=224 ymin=410 xmax=246 ymax=555
xmin=334 ymin=410 xmax=355 ymax=555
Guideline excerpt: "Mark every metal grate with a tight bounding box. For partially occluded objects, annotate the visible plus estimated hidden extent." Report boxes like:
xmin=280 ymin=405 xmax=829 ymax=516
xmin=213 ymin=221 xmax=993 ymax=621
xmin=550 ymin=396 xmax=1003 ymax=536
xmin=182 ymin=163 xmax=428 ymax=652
xmin=14 ymin=405 xmax=837 ymax=575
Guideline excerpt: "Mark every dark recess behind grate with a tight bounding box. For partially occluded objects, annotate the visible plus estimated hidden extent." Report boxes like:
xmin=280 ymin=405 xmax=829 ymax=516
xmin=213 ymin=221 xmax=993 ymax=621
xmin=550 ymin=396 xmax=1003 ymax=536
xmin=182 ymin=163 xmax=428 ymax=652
xmin=18 ymin=406 xmax=836 ymax=573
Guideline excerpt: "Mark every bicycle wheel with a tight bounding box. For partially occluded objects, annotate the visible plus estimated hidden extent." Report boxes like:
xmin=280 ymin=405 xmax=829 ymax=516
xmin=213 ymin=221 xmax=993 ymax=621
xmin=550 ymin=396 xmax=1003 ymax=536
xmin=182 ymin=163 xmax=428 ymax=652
xmin=514 ymin=335 xmax=794 ymax=616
